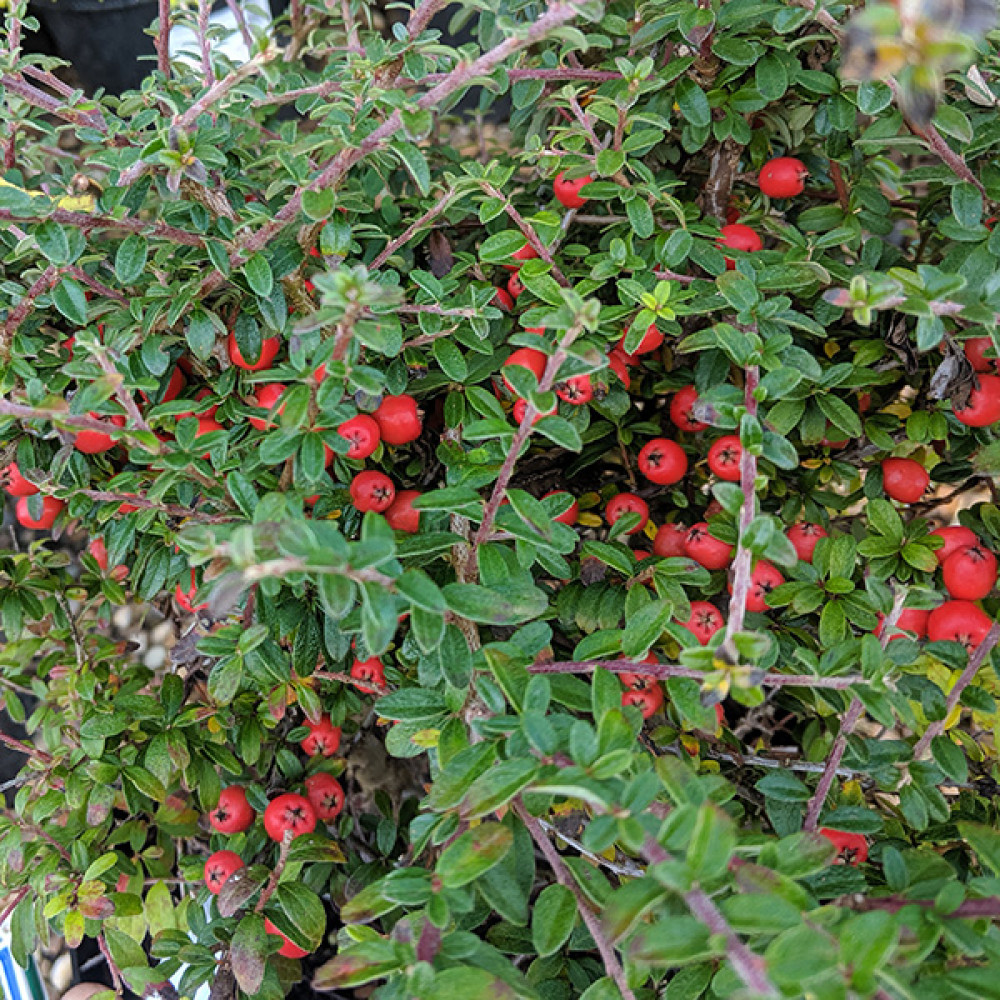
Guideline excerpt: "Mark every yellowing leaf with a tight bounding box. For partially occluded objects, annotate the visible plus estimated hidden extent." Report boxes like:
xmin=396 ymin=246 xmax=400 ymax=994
xmin=57 ymin=193 xmax=96 ymax=212
xmin=577 ymin=513 xmax=603 ymax=528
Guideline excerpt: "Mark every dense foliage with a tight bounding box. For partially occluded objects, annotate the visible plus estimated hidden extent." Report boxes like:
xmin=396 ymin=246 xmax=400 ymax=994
xmin=5 ymin=0 xmax=1000 ymax=997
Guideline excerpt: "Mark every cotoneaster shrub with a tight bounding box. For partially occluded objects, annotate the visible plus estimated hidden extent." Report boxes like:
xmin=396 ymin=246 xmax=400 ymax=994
xmin=3 ymin=1 xmax=1000 ymax=998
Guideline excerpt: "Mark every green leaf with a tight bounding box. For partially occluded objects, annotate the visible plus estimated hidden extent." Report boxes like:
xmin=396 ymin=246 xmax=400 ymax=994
xmin=51 ymin=277 xmax=88 ymax=326
xmin=231 ymin=913 xmax=267 ymax=993
xmin=35 ymin=220 xmax=70 ymax=263
xmin=755 ymin=770 xmax=811 ymax=802
xmin=532 ymin=883 xmax=577 ymax=956
xmin=675 ymin=78 xmax=711 ymax=127
xmin=952 ymin=182 xmax=983 ymax=228
xmin=957 ymin=821 xmax=1000 ymax=875
xmin=243 ymin=254 xmax=274 ymax=298
xmin=376 ymin=688 xmax=447 ymax=722
xmin=867 ymin=498 xmax=903 ymax=543
xmin=686 ymin=802 xmax=736 ymax=881
xmin=442 ymin=582 xmax=548 ymax=625
xmin=622 ymin=599 xmax=675 ymax=659
xmin=271 ymin=883 xmax=327 ymax=950
xmin=114 ymin=234 xmax=148 ymax=285
xmin=393 ymin=141 xmax=431 ymax=195
xmin=535 ymin=415 xmax=583 ymax=451
xmin=436 ymin=822 xmax=514 ymax=888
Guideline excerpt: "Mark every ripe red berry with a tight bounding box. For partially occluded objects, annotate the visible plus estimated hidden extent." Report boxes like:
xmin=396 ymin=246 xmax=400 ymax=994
xmin=551 ymin=375 xmax=590 ymax=409
xmin=729 ymin=561 xmax=784 ymax=612
xmin=758 ymin=156 xmax=808 ymax=198
xmin=717 ymin=224 xmax=762 ymax=268
xmin=943 ymin=545 xmax=998 ymax=601
xmin=501 ymin=241 xmax=538 ymax=272
xmin=507 ymin=271 xmax=526 ymax=299
xmin=350 ymin=470 xmax=395 ymax=513
xmin=707 ymin=435 xmax=742 ymax=482
xmin=263 ymin=917 xmax=311 ymax=959
xmin=227 ymin=330 xmax=280 ymax=371
xmin=299 ymin=714 xmax=342 ymax=756
xmin=927 ymin=600 xmax=993 ymax=651
xmin=653 ymin=523 xmax=687 ymax=557
xmin=544 ymin=490 xmax=579 ymax=526
xmin=606 ymin=493 xmax=649 ymax=534
xmin=385 ymin=490 xmax=421 ymax=533
xmin=553 ymin=171 xmax=591 ymax=209
xmin=819 ymin=828 xmax=868 ymax=866
xmin=881 ymin=457 xmax=929 ymax=504
xmin=204 ymin=850 xmax=244 ymax=894
xmin=787 ymin=522 xmax=827 ymax=563
xmin=175 ymin=569 xmax=208 ymax=613
xmin=493 ymin=287 xmax=514 ymax=312
xmin=684 ymin=523 xmax=733 ymax=570
xmin=195 ymin=415 xmax=224 ymax=460
xmin=248 ymin=383 xmax=286 ymax=431
xmin=74 ymin=413 xmax=126 ymax=454
xmin=15 ymin=496 xmax=64 ymax=530
xmin=622 ymin=684 xmax=663 ymax=719
xmin=337 ymin=414 xmax=381 ymax=460
xmin=304 ymin=772 xmax=345 ymax=821
xmin=964 ymin=336 xmax=997 ymax=373
xmin=209 ymin=786 xmax=254 ymax=834
xmin=875 ymin=607 xmax=929 ymax=641
xmin=930 ymin=525 xmax=978 ymax=564
xmin=669 ymin=385 xmax=708 ymax=432
xmin=140 ymin=365 xmax=186 ymax=405
xmin=681 ymin=601 xmax=725 ymax=645
xmin=3 ymin=462 xmax=38 ymax=497
xmin=953 ymin=373 xmax=1000 ymax=426
xmin=88 ymin=538 xmax=128 ymax=580
xmin=263 ymin=792 xmax=317 ymax=842
xmin=618 ymin=654 xmax=658 ymax=690
xmin=373 ymin=394 xmax=422 ymax=445
xmin=617 ymin=323 xmax=664 ymax=359
xmin=638 ymin=438 xmax=688 ymax=485
xmin=350 ymin=657 xmax=385 ymax=694
xmin=502 ymin=347 xmax=548 ymax=393
xmin=607 ymin=348 xmax=631 ymax=389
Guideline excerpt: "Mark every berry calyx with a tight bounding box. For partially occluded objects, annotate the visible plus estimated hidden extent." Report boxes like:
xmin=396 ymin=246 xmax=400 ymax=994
xmin=350 ymin=657 xmax=385 ymax=694
xmin=681 ymin=601 xmax=725 ymax=645
xmin=819 ymin=828 xmax=868 ymax=866
xmin=730 ymin=561 xmax=784 ymax=612
xmin=209 ymin=786 xmax=254 ymax=834
xmin=555 ymin=374 xmax=593 ymax=405
xmin=622 ymin=684 xmax=663 ymax=719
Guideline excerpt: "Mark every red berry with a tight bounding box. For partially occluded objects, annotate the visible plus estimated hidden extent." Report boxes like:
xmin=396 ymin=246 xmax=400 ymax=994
xmin=653 ymin=523 xmax=687 ymax=558
xmin=606 ymin=493 xmax=649 ymax=534
xmin=607 ymin=349 xmax=631 ymax=389
xmin=350 ymin=657 xmax=385 ymax=694
xmin=3 ymin=462 xmax=38 ymax=497
xmin=117 ymin=493 xmax=140 ymax=514
xmin=194 ymin=388 xmax=219 ymax=418
xmin=300 ymin=714 xmax=342 ymax=757
xmin=728 ymin=560 xmax=784 ymax=612
xmin=88 ymin=538 xmax=128 ymax=580
xmin=954 ymin=373 xmax=1000 ymax=426
xmin=501 ymin=241 xmax=538 ymax=272
xmin=74 ymin=413 xmax=126 ymax=454
xmin=638 ymin=438 xmax=688 ymax=486
xmin=507 ymin=271 xmax=526 ymax=299
xmin=717 ymin=224 xmax=762 ymax=268
xmin=502 ymin=347 xmax=548 ymax=393
xmin=263 ymin=793 xmax=317 ymax=842
xmin=304 ymin=772 xmax=345 ymax=821
xmin=493 ymin=287 xmax=514 ymax=312
xmin=512 ymin=398 xmax=552 ymax=425
xmin=140 ymin=365 xmax=186 ymax=405
xmin=248 ymin=384 xmax=286 ymax=432
xmin=943 ymin=545 xmax=998 ymax=601
xmin=622 ymin=684 xmax=663 ymax=719
xmin=881 ymin=458 xmax=929 ymax=504
xmin=927 ymin=600 xmax=993 ymax=652
xmin=337 ymin=414 xmax=381 ymax=460
xmin=555 ymin=374 xmax=593 ymax=405
xmin=819 ymin=828 xmax=868 ymax=866
xmin=373 ymin=394 xmax=422 ymax=445
xmin=350 ymin=470 xmax=395 ymax=513
xmin=758 ymin=156 xmax=807 ymax=198
xmin=227 ymin=330 xmax=280 ymax=371
xmin=707 ymin=435 xmax=742 ymax=482
xmin=204 ymin=850 xmax=244 ymax=894
xmin=544 ymin=490 xmax=579 ymax=526
xmin=209 ymin=786 xmax=254 ymax=834
xmin=553 ymin=171 xmax=591 ymax=209
xmin=175 ymin=569 xmax=208 ymax=613
xmin=787 ymin=523 xmax=827 ymax=563
xmin=195 ymin=416 xmax=224 ymax=460
xmin=15 ymin=496 xmax=64 ymax=530
xmin=684 ymin=523 xmax=733 ymax=570
xmin=669 ymin=385 xmax=708 ymax=432
xmin=617 ymin=323 xmax=664 ymax=359
xmin=930 ymin=525 xmax=979 ymax=565
xmin=385 ymin=490 xmax=421 ymax=533
xmin=964 ymin=336 xmax=997 ymax=373
xmin=875 ymin=607 xmax=929 ymax=641
xmin=681 ymin=601 xmax=725 ymax=645
xmin=263 ymin=917 xmax=311 ymax=959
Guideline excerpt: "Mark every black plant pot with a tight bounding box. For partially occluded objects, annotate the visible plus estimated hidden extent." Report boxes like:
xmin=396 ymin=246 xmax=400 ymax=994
xmin=28 ymin=0 xmax=159 ymax=94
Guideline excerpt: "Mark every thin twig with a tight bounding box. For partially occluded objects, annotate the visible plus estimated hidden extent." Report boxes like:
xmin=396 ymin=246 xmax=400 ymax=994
xmin=370 ymin=189 xmax=456 ymax=270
